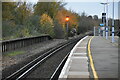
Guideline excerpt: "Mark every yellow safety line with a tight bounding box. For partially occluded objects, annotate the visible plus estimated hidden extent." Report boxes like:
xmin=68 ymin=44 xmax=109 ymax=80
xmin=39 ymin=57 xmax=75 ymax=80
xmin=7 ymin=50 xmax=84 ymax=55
xmin=88 ymin=36 xmax=99 ymax=80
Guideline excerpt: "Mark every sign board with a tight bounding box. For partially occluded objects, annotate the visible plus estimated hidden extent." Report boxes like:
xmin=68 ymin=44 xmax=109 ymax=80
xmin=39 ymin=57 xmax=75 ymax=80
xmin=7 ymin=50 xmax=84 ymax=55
xmin=100 ymin=27 xmax=105 ymax=30
xmin=100 ymin=24 xmax=104 ymax=26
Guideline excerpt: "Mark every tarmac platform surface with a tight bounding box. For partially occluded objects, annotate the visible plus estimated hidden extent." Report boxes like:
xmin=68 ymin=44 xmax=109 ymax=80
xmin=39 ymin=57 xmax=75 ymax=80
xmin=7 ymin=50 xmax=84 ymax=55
xmin=91 ymin=36 xmax=118 ymax=78
xmin=59 ymin=36 xmax=119 ymax=79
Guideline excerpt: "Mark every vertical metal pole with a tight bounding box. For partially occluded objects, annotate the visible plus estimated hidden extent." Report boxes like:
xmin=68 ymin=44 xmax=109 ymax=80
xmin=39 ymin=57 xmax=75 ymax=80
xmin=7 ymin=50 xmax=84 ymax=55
xmin=103 ymin=5 xmax=105 ymax=37
xmin=109 ymin=26 xmax=110 ymax=36
xmin=112 ymin=27 xmax=114 ymax=42
xmin=106 ymin=0 xmax=108 ymax=39
xmin=66 ymin=22 xmax=69 ymax=40
xmin=112 ymin=0 xmax=115 ymax=42
xmin=106 ymin=27 xmax=108 ymax=39
xmin=99 ymin=27 xmax=101 ymax=36
xmin=94 ymin=26 xmax=96 ymax=36
xmin=103 ymin=28 xmax=105 ymax=37
xmin=104 ymin=5 xmax=105 ymax=14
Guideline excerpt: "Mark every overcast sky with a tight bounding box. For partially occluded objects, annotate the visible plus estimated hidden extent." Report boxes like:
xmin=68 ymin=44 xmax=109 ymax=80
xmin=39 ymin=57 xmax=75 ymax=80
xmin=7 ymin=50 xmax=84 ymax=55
xmin=65 ymin=2 xmax=119 ymax=19
xmin=14 ymin=0 xmax=120 ymax=19
xmin=25 ymin=0 xmax=120 ymax=2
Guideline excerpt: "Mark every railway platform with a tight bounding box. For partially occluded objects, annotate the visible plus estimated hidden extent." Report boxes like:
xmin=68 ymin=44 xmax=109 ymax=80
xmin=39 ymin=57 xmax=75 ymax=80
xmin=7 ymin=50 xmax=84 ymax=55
xmin=90 ymin=36 xmax=118 ymax=78
xmin=59 ymin=36 xmax=118 ymax=79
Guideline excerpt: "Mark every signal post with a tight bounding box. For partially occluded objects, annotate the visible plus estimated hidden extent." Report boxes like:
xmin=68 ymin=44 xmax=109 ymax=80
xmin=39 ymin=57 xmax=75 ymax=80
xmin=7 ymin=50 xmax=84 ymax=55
xmin=65 ymin=16 xmax=70 ymax=40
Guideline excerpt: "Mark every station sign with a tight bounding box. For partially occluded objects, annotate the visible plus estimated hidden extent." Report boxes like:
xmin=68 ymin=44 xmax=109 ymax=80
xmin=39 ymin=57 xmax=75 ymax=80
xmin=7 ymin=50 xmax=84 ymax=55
xmin=100 ymin=27 xmax=105 ymax=31
xmin=100 ymin=23 xmax=104 ymax=27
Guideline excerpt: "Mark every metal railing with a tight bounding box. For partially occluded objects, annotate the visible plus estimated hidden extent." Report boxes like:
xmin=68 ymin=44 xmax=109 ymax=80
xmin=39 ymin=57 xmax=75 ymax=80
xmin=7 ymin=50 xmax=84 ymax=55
xmin=1 ymin=34 xmax=52 ymax=53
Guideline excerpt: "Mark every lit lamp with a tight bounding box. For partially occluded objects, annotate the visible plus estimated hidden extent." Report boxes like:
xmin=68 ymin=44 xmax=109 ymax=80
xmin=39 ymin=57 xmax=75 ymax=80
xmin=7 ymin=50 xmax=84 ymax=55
xmin=65 ymin=16 xmax=70 ymax=22
xmin=65 ymin=16 xmax=69 ymax=40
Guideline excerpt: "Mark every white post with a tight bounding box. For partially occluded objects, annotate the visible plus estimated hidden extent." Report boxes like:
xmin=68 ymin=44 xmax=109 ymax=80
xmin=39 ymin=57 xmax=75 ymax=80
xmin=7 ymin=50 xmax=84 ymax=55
xmin=94 ymin=26 xmax=96 ymax=36
xmin=112 ymin=0 xmax=115 ymax=43
xmin=106 ymin=0 xmax=109 ymax=39
xmin=103 ymin=10 xmax=105 ymax=38
xmin=106 ymin=27 xmax=108 ymax=39
xmin=99 ymin=27 xmax=100 ymax=36
xmin=100 ymin=3 xmax=106 ymax=38
xmin=109 ymin=26 xmax=110 ymax=36
xmin=112 ymin=27 xmax=114 ymax=42
xmin=103 ymin=4 xmax=106 ymax=38
xmin=103 ymin=29 xmax=105 ymax=37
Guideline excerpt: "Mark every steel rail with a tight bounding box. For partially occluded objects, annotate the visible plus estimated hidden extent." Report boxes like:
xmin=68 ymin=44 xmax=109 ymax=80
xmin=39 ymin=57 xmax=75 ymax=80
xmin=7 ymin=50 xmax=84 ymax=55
xmin=50 ymin=52 xmax=70 ymax=80
xmin=16 ymin=43 xmax=70 ymax=80
xmin=4 ymin=36 xmax=82 ymax=80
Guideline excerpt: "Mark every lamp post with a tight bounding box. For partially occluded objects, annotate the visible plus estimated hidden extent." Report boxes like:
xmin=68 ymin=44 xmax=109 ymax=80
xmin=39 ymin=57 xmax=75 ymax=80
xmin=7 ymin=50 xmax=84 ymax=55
xmin=100 ymin=3 xmax=108 ymax=37
xmin=112 ymin=0 xmax=115 ymax=43
xmin=106 ymin=0 xmax=109 ymax=40
xmin=65 ymin=16 xmax=70 ymax=40
xmin=101 ymin=3 xmax=107 ymax=13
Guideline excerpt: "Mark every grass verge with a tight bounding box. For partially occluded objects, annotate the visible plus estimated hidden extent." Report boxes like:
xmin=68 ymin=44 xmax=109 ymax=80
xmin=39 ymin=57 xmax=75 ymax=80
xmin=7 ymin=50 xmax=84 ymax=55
xmin=5 ymin=51 xmax=25 ymax=56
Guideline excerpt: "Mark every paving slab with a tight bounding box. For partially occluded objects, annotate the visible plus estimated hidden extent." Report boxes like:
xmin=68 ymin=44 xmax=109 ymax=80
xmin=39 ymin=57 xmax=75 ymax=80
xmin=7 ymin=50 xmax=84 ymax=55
xmin=77 ymin=43 xmax=88 ymax=47
xmin=69 ymin=64 xmax=88 ymax=72
xmin=72 ymin=53 xmax=87 ymax=57
xmin=73 ymin=48 xmax=86 ymax=53
xmin=70 ymin=57 xmax=88 ymax=61
xmin=71 ymin=58 xmax=88 ymax=63
xmin=67 ymin=72 xmax=89 ymax=78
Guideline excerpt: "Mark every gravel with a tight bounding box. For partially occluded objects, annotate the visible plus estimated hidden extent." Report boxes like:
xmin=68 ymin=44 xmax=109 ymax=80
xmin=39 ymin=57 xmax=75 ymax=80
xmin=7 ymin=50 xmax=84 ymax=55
xmin=2 ymin=39 xmax=66 ymax=70
xmin=2 ymin=39 xmax=68 ymax=79
xmin=2 ymin=34 xmax=84 ymax=79
xmin=26 ymin=40 xmax=77 ymax=79
xmin=0 ymin=54 xmax=2 ymax=80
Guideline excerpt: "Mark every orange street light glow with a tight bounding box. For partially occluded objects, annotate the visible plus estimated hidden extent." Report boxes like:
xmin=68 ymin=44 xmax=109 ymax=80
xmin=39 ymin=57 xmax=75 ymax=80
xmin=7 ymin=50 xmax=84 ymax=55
xmin=65 ymin=16 xmax=69 ymax=21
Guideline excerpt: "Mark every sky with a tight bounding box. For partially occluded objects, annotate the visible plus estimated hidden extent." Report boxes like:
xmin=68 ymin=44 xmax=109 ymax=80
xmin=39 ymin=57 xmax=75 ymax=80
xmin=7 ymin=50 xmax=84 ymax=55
xmin=64 ymin=2 xmax=119 ymax=19
xmin=14 ymin=0 xmax=120 ymax=19
xmin=118 ymin=1 xmax=120 ymax=19
xmin=17 ymin=0 xmax=120 ymax=2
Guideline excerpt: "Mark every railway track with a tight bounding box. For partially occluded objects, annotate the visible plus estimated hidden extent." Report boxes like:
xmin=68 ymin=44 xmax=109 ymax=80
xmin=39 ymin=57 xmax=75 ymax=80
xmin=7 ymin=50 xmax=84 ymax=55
xmin=3 ymin=34 xmax=91 ymax=80
xmin=50 ymin=52 xmax=70 ymax=80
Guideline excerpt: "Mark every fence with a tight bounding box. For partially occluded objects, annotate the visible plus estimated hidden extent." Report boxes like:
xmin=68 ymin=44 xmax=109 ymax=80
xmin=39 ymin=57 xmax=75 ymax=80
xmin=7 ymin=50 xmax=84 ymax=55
xmin=1 ymin=34 xmax=52 ymax=53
